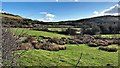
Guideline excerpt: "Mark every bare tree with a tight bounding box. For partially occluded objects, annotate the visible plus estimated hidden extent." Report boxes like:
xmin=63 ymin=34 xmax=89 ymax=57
xmin=1 ymin=26 xmax=27 ymax=66
xmin=0 ymin=16 xmax=2 ymax=67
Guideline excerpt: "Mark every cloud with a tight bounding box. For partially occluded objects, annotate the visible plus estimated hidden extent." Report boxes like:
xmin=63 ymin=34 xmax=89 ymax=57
xmin=46 ymin=13 xmax=55 ymax=18
xmin=101 ymin=4 xmax=119 ymax=14
xmin=93 ymin=11 xmax=99 ymax=15
xmin=92 ymin=4 xmax=120 ymax=17
xmin=0 ymin=9 xmax=6 ymax=13
xmin=38 ymin=12 xmax=55 ymax=22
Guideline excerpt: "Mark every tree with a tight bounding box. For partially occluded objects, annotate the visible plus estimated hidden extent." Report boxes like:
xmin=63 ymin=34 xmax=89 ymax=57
xmin=81 ymin=25 xmax=100 ymax=35
xmin=65 ymin=27 xmax=77 ymax=35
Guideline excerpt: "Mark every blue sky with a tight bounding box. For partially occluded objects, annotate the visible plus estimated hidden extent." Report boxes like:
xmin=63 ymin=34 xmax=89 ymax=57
xmin=1 ymin=0 xmax=119 ymax=2
xmin=2 ymin=2 xmax=118 ymax=22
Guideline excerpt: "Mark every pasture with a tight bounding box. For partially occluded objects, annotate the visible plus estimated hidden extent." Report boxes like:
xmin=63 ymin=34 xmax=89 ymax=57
xmin=10 ymin=28 xmax=119 ymax=66
xmin=17 ymin=44 xmax=118 ymax=66
xmin=95 ymin=34 xmax=120 ymax=39
xmin=11 ymin=28 xmax=70 ymax=38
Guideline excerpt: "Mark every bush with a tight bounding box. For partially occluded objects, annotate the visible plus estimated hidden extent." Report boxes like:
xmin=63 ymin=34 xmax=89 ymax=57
xmin=33 ymin=44 xmax=43 ymax=49
xmin=88 ymin=42 xmax=98 ymax=47
xmin=107 ymin=48 xmax=117 ymax=52
xmin=69 ymin=40 xmax=77 ymax=44
xmin=65 ymin=27 xmax=77 ymax=35
xmin=19 ymin=43 xmax=34 ymax=50
xmin=40 ymin=43 xmax=66 ymax=51
xmin=98 ymin=46 xmax=117 ymax=52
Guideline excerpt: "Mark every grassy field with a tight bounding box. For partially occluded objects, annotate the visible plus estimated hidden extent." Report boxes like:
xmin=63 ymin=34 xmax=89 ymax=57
xmin=10 ymin=28 xmax=119 ymax=66
xmin=48 ymin=28 xmax=66 ymax=32
xmin=11 ymin=28 xmax=70 ymax=38
xmin=95 ymin=34 xmax=120 ymax=38
xmin=17 ymin=44 xmax=118 ymax=66
xmin=48 ymin=28 xmax=80 ymax=32
xmin=101 ymin=34 xmax=120 ymax=38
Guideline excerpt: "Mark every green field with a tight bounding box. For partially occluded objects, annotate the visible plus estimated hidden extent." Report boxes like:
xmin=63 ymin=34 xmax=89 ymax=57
xmin=11 ymin=28 xmax=70 ymax=38
xmin=10 ymin=28 xmax=119 ymax=66
xmin=48 ymin=28 xmax=80 ymax=31
xmin=17 ymin=44 xmax=118 ymax=66
xmin=48 ymin=28 xmax=66 ymax=32
xmin=95 ymin=34 xmax=120 ymax=38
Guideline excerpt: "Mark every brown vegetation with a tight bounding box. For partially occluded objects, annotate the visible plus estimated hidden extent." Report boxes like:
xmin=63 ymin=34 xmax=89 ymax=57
xmin=98 ymin=46 xmax=118 ymax=52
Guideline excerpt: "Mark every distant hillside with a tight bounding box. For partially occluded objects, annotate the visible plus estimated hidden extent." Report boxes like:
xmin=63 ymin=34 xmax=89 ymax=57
xmin=1 ymin=13 xmax=120 ymax=34
xmin=0 ymin=13 xmax=26 ymax=19
xmin=57 ymin=15 xmax=119 ymax=25
xmin=1 ymin=13 xmax=46 ymax=28
xmin=1 ymin=13 xmax=120 ymax=27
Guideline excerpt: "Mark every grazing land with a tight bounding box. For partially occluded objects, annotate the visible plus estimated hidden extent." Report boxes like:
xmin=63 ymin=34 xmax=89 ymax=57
xmin=2 ymin=12 xmax=119 ymax=66
xmin=95 ymin=34 xmax=120 ymax=39
xmin=11 ymin=28 xmax=70 ymax=38
xmin=10 ymin=28 xmax=119 ymax=66
xmin=17 ymin=44 xmax=118 ymax=66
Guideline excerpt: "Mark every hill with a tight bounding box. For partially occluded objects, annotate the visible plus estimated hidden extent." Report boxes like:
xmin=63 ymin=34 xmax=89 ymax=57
xmin=1 ymin=13 xmax=119 ymax=25
xmin=57 ymin=15 xmax=119 ymax=26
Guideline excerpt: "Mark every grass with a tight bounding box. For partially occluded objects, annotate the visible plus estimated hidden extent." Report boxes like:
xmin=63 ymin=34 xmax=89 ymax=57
xmin=48 ymin=28 xmax=81 ymax=32
xmin=11 ymin=28 xmax=70 ymax=38
xmin=11 ymin=28 xmax=118 ymax=66
xmin=48 ymin=28 xmax=65 ymax=32
xmin=0 ymin=13 xmax=24 ymax=19
xmin=17 ymin=44 xmax=118 ymax=66
xmin=95 ymin=34 xmax=120 ymax=38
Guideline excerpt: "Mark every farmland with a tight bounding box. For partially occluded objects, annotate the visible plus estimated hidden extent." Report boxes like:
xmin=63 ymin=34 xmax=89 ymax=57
xmin=17 ymin=44 xmax=118 ymax=66
xmin=10 ymin=28 xmax=119 ymax=66
xmin=95 ymin=34 xmax=120 ymax=39
xmin=11 ymin=28 xmax=70 ymax=38
xmin=11 ymin=28 xmax=120 ymax=39
xmin=1 ymin=12 xmax=120 ymax=67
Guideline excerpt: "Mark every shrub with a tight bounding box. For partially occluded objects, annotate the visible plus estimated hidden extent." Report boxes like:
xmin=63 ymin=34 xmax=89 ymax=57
xmin=88 ymin=42 xmax=98 ymax=47
xmin=65 ymin=27 xmax=77 ymax=35
xmin=69 ymin=40 xmax=77 ymax=44
xmin=107 ymin=48 xmax=117 ymax=52
xmin=42 ymin=36 xmax=51 ymax=39
xmin=58 ymin=46 xmax=66 ymax=50
xmin=96 ymin=40 xmax=109 ymax=46
xmin=19 ymin=43 xmax=34 ymax=50
xmin=74 ymin=39 xmax=83 ymax=44
xmin=98 ymin=46 xmax=107 ymax=51
xmin=33 ymin=44 xmax=43 ymax=49
xmin=98 ymin=46 xmax=117 ymax=52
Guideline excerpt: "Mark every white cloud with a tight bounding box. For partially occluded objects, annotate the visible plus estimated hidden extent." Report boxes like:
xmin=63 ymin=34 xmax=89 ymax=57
xmin=92 ymin=4 xmax=120 ymax=17
xmin=101 ymin=4 xmax=119 ymax=14
xmin=93 ymin=11 xmax=99 ymax=15
xmin=0 ymin=10 xmax=6 ymax=13
xmin=39 ymin=12 xmax=55 ymax=22
xmin=46 ymin=13 xmax=55 ymax=18
xmin=38 ymin=18 xmax=54 ymax=22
